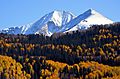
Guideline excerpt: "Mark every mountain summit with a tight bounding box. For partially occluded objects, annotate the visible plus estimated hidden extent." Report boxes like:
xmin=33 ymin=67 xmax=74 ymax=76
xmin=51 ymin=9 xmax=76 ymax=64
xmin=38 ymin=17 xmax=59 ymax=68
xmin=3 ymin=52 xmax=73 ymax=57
xmin=1 ymin=9 xmax=113 ymax=36
xmin=61 ymin=9 xmax=113 ymax=32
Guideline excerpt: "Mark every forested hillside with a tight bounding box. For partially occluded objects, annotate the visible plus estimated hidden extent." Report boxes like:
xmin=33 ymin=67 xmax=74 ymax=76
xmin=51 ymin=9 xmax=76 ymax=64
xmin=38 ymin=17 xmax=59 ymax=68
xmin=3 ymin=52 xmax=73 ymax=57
xmin=0 ymin=22 xmax=120 ymax=79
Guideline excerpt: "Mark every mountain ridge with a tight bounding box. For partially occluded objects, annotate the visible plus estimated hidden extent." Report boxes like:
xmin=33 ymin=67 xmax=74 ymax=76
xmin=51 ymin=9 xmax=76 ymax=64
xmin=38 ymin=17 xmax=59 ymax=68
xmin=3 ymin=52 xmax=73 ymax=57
xmin=0 ymin=9 xmax=113 ymax=36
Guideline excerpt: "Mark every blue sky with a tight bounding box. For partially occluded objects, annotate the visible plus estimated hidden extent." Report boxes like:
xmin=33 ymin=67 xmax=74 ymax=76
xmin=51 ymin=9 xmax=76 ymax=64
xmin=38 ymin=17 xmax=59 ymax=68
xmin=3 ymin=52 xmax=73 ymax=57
xmin=0 ymin=0 xmax=119 ymax=29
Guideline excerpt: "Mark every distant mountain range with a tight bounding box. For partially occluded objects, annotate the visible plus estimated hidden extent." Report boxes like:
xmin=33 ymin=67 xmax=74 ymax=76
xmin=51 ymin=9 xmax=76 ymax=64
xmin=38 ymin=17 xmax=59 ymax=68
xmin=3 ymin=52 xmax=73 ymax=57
xmin=0 ymin=9 xmax=113 ymax=36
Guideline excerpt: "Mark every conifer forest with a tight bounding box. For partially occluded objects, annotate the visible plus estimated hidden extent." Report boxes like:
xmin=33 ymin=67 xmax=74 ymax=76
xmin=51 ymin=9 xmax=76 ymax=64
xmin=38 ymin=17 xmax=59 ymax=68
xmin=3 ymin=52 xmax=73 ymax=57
xmin=0 ymin=23 xmax=120 ymax=79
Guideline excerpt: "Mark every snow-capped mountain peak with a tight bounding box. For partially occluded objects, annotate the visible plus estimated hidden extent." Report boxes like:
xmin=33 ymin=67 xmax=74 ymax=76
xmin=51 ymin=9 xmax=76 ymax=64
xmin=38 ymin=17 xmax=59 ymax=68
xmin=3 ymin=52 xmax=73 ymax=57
xmin=81 ymin=9 xmax=113 ymax=24
xmin=32 ymin=10 xmax=75 ymax=36
xmin=61 ymin=9 xmax=113 ymax=32
xmin=1 ymin=9 xmax=113 ymax=36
